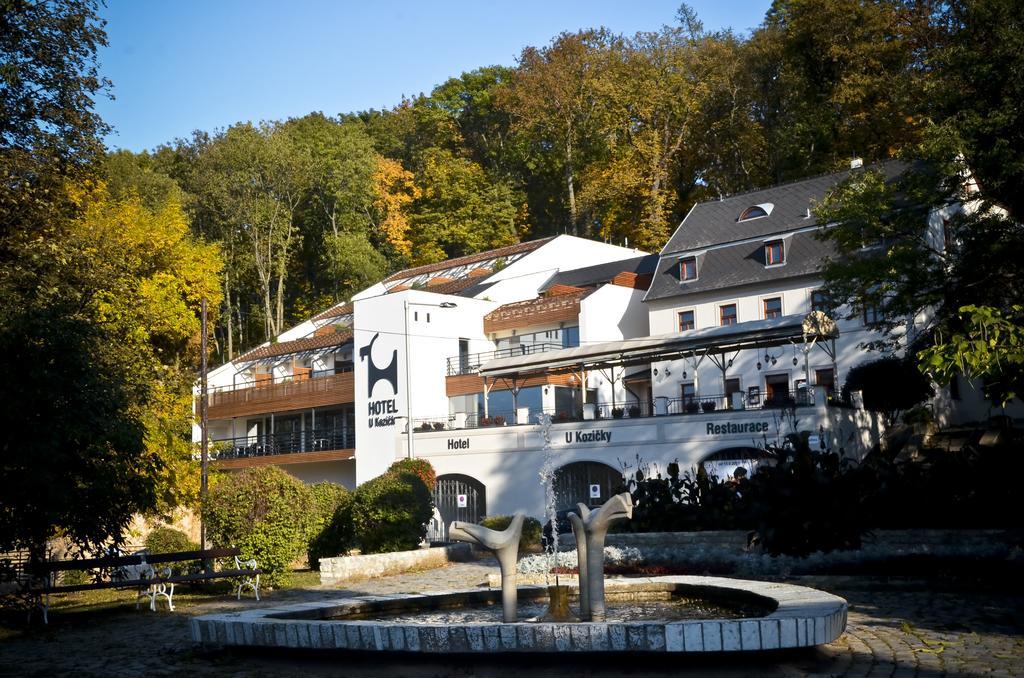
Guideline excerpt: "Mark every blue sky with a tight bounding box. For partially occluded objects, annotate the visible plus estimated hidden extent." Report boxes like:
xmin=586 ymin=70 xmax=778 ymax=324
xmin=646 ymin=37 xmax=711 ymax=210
xmin=96 ymin=1 xmax=771 ymax=152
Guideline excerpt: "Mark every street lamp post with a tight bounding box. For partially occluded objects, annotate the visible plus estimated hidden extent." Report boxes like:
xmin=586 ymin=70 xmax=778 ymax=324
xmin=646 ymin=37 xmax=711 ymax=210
xmin=403 ymin=299 xmax=457 ymax=459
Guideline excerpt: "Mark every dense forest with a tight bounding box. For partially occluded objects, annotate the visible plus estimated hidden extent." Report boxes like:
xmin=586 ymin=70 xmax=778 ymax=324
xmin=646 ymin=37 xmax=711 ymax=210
xmin=97 ymin=0 xmax=1019 ymax=363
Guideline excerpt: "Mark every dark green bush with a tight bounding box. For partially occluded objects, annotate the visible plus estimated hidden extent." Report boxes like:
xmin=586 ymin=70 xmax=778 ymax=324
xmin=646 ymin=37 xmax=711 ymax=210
xmin=307 ymin=483 xmax=354 ymax=569
xmin=351 ymin=470 xmax=432 ymax=554
xmin=204 ymin=467 xmax=314 ymax=585
xmin=145 ymin=526 xmax=198 ymax=555
xmin=479 ymin=515 xmax=543 ymax=553
xmin=843 ymin=356 xmax=934 ymax=423
xmin=145 ymin=526 xmax=200 ymax=574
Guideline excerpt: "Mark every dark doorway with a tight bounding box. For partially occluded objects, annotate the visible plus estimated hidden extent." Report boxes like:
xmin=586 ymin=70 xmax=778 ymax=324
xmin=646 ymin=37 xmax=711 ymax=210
xmin=430 ymin=474 xmax=486 ymax=543
xmin=554 ymin=461 xmax=622 ymax=514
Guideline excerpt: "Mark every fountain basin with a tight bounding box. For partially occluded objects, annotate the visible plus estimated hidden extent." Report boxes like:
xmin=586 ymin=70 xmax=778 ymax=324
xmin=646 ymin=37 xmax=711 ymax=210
xmin=190 ymin=576 xmax=847 ymax=653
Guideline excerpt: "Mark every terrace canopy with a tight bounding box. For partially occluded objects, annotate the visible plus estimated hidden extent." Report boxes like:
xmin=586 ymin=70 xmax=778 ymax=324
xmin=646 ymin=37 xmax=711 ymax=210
xmin=481 ymin=315 xmax=836 ymax=377
xmin=476 ymin=314 xmax=839 ymax=414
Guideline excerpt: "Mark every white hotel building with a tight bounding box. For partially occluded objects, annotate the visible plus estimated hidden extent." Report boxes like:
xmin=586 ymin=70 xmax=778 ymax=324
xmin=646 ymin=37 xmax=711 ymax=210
xmin=197 ymin=163 xmax=1012 ymax=529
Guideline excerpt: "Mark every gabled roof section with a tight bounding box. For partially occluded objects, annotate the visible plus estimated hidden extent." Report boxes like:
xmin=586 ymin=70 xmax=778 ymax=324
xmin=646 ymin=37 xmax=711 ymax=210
xmin=237 ymin=330 xmax=353 ymax=363
xmin=383 ymin=237 xmax=556 ymax=285
xmin=386 ymin=275 xmax=484 ymax=297
xmin=540 ymin=254 xmax=659 ymax=292
xmin=312 ymin=301 xmax=353 ymax=323
xmin=483 ymin=288 xmax=592 ymax=334
xmin=662 ymin=161 xmax=907 ymax=254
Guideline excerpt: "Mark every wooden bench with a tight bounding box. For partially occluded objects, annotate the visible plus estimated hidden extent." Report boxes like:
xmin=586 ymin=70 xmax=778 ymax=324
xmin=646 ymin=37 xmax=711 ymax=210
xmin=24 ymin=547 xmax=261 ymax=624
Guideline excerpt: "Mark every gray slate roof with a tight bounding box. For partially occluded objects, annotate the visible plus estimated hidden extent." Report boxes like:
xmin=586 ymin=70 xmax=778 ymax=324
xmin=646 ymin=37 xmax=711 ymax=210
xmin=647 ymin=161 xmax=907 ymax=303
xmin=663 ymin=161 xmax=907 ymax=254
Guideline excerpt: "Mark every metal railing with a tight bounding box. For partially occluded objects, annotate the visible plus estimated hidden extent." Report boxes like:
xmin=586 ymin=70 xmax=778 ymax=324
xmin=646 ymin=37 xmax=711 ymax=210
xmin=445 ymin=343 xmax=564 ymax=376
xmin=209 ymin=363 xmax=353 ymax=395
xmin=415 ymin=389 xmax=828 ymax=432
xmin=210 ymin=428 xmax=355 ymax=460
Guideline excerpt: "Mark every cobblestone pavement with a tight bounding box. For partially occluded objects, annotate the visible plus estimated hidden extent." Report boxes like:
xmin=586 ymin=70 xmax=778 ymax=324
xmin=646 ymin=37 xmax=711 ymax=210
xmin=1 ymin=559 xmax=1022 ymax=677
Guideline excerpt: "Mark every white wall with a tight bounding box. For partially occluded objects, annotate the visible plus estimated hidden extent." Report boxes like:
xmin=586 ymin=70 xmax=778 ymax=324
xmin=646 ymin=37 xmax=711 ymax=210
xmin=352 ymin=290 xmax=495 ymax=484
xmin=580 ymin=286 xmax=649 ymax=343
xmin=411 ymin=404 xmax=881 ymax=516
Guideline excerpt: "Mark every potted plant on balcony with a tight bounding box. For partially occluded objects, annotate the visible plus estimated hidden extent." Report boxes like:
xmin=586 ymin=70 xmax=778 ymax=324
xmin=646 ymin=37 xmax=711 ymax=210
xmin=556 ymin=411 xmax=570 ymax=423
xmin=493 ymin=415 xmax=506 ymax=426
xmin=479 ymin=416 xmax=493 ymax=427
xmin=685 ymin=400 xmax=700 ymax=414
xmin=701 ymin=400 xmax=717 ymax=412
xmin=628 ymin=405 xmax=641 ymax=418
xmin=432 ymin=421 xmax=446 ymax=431
xmin=612 ymin=407 xmax=624 ymax=419
xmin=416 ymin=422 xmax=432 ymax=432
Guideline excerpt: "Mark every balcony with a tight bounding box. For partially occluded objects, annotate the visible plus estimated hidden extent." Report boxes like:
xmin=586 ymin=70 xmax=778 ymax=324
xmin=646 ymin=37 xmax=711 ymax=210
xmin=446 ymin=343 xmax=564 ymax=376
xmin=206 ymin=368 xmax=354 ymax=420
xmin=414 ymin=389 xmax=832 ymax=432
xmin=210 ymin=429 xmax=355 ymax=469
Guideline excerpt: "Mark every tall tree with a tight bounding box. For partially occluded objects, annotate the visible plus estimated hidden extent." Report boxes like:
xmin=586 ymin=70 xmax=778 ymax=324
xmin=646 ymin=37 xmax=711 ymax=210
xmin=503 ymin=29 xmax=614 ymax=236
xmin=409 ymin=148 xmax=520 ymax=263
xmin=198 ymin=123 xmax=308 ymax=341
xmin=747 ymin=0 xmax=931 ymax=180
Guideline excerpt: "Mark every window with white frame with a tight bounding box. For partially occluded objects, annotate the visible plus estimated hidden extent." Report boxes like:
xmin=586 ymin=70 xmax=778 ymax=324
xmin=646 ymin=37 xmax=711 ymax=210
xmin=678 ymin=309 xmax=695 ymax=331
xmin=719 ymin=304 xmax=737 ymax=326
xmin=763 ymin=297 xmax=782 ymax=319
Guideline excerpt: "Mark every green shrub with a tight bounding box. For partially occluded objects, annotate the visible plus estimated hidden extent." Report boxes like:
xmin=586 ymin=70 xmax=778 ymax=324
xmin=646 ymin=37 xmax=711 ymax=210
xmin=145 ymin=526 xmax=200 ymax=574
xmin=145 ymin=526 xmax=198 ymax=554
xmin=204 ymin=467 xmax=314 ymax=585
xmin=387 ymin=458 xmax=437 ymax=492
xmin=352 ymin=470 xmax=432 ymax=554
xmin=479 ymin=515 xmax=543 ymax=553
xmin=306 ymin=483 xmax=354 ymax=569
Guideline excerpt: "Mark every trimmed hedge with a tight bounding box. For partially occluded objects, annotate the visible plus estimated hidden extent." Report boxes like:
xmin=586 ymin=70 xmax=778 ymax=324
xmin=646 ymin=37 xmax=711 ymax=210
xmin=351 ymin=470 xmax=433 ymax=554
xmin=204 ymin=467 xmax=314 ymax=585
xmin=145 ymin=526 xmax=200 ymax=574
xmin=480 ymin=515 xmax=543 ymax=553
xmin=306 ymin=482 xmax=354 ymax=569
xmin=145 ymin=526 xmax=198 ymax=554
xmin=387 ymin=458 xmax=437 ymax=491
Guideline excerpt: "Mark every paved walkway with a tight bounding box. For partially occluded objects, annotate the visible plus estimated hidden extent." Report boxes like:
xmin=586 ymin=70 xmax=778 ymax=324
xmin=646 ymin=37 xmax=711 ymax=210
xmin=1 ymin=559 xmax=1022 ymax=676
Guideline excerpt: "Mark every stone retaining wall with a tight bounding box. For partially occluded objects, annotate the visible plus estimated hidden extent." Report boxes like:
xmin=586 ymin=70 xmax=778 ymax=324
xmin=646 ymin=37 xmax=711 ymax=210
xmin=556 ymin=529 xmax=1022 ymax=556
xmin=319 ymin=543 xmax=472 ymax=585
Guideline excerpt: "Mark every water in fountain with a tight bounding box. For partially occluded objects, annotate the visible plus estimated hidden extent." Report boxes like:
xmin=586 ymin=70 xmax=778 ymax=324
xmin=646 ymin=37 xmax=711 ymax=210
xmin=535 ymin=412 xmax=558 ymax=586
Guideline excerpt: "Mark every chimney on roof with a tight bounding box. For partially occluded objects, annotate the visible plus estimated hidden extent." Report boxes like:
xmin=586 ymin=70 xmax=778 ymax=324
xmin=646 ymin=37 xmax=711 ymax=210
xmin=850 ymin=157 xmax=864 ymax=170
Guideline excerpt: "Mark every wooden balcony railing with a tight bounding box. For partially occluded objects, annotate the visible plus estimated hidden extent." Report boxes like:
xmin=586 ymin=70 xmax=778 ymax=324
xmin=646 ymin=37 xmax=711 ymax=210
xmin=206 ymin=371 xmax=355 ymax=419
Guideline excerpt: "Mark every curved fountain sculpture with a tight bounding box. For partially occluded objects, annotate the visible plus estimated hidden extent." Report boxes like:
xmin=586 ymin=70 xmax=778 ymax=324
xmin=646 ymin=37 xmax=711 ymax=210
xmin=568 ymin=493 xmax=633 ymax=621
xmin=448 ymin=512 xmax=525 ymax=623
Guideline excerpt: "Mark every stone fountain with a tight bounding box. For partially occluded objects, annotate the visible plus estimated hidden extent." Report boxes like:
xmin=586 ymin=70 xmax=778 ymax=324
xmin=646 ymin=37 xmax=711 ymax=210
xmin=190 ymin=416 xmax=848 ymax=654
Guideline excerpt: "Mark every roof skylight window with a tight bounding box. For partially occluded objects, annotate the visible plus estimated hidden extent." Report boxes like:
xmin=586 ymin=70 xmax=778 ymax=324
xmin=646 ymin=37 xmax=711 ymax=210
xmin=738 ymin=202 xmax=774 ymax=221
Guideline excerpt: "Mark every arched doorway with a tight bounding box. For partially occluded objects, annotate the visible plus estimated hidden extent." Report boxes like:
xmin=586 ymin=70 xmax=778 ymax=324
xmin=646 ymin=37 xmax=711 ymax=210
xmin=553 ymin=461 xmax=623 ymax=513
xmin=430 ymin=474 xmax=486 ymax=543
xmin=699 ymin=446 xmax=776 ymax=481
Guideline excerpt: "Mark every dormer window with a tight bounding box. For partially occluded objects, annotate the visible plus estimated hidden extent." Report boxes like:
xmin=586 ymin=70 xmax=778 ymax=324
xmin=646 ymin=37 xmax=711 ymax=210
xmin=679 ymin=256 xmax=697 ymax=281
xmin=765 ymin=240 xmax=785 ymax=266
xmin=739 ymin=202 xmax=774 ymax=221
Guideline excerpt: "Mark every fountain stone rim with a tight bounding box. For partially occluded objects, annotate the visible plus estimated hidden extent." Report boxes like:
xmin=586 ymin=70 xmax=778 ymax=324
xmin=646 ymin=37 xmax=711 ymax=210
xmin=190 ymin=575 xmax=848 ymax=653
